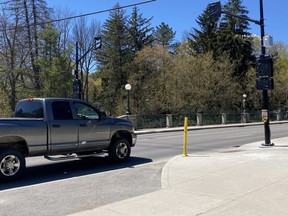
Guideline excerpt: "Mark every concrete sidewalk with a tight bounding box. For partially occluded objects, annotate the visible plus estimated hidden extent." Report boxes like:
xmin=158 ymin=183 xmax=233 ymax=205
xmin=70 ymin=137 xmax=288 ymax=216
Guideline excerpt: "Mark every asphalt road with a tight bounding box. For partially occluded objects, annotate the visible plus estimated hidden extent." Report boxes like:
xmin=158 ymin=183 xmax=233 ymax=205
xmin=0 ymin=123 xmax=287 ymax=215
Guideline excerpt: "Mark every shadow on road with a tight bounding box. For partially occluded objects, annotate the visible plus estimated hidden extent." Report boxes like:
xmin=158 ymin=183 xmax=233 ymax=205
xmin=0 ymin=156 xmax=152 ymax=191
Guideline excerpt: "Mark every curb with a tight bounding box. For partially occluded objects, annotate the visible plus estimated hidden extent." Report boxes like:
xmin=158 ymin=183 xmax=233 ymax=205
xmin=135 ymin=121 xmax=288 ymax=135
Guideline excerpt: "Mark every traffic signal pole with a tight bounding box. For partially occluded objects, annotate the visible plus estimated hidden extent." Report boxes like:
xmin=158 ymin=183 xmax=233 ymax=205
xmin=207 ymin=0 xmax=273 ymax=146
xmin=259 ymin=0 xmax=273 ymax=146
xmin=73 ymin=37 xmax=102 ymax=100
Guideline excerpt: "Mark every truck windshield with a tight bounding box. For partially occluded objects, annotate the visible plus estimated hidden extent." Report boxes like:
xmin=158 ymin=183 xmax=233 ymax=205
xmin=15 ymin=101 xmax=44 ymax=118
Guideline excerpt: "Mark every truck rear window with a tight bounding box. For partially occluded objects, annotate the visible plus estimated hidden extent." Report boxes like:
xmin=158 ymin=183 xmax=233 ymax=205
xmin=15 ymin=101 xmax=44 ymax=118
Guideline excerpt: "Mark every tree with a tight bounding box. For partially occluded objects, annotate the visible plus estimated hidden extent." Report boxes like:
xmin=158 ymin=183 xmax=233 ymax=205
xmin=188 ymin=6 xmax=219 ymax=55
xmin=72 ymin=17 xmax=101 ymax=101
xmin=96 ymin=3 xmax=131 ymax=115
xmin=37 ymin=24 xmax=73 ymax=97
xmin=0 ymin=2 xmax=30 ymax=110
xmin=216 ymin=0 xmax=254 ymax=80
xmin=127 ymin=44 xmax=242 ymax=114
xmin=127 ymin=45 xmax=174 ymax=114
xmin=153 ymin=22 xmax=176 ymax=48
xmin=270 ymin=43 xmax=288 ymax=110
xmin=0 ymin=0 xmax=53 ymax=111
xmin=219 ymin=0 xmax=250 ymax=34
xmin=22 ymin=0 xmax=52 ymax=91
xmin=189 ymin=0 xmax=254 ymax=93
xmin=169 ymin=51 xmax=240 ymax=113
xmin=127 ymin=6 xmax=153 ymax=53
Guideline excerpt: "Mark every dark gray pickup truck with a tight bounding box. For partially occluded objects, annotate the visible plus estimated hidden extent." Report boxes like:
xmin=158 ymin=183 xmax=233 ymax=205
xmin=0 ymin=98 xmax=136 ymax=181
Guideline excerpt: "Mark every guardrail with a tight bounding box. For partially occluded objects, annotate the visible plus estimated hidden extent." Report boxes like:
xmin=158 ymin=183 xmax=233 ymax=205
xmin=119 ymin=111 xmax=288 ymax=130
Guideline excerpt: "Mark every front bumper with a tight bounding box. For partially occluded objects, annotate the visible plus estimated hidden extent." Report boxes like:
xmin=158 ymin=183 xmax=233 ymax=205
xmin=131 ymin=133 xmax=137 ymax=147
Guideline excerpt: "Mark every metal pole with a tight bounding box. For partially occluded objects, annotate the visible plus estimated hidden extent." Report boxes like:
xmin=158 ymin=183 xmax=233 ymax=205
xmin=183 ymin=117 xmax=188 ymax=157
xmin=75 ymin=42 xmax=79 ymax=80
xmin=259 ymin=0 xmax=265 ymax=56
xmin=126 ymin=90 xmax=131 ymax=115
xmin=260 ymin=0 xmax=273 ymax=146
xmin=74 ymin=42 xmax=82 ymax=100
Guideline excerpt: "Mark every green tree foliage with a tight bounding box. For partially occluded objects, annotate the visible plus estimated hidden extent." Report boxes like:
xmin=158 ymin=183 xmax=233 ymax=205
xmin=189 ymin=0 xmax=254 ymax=93
xmin=22 ymin=0 xmax=52 ymax=91
xmin=128 ymin=45 xmax=241 ymax=114
xmin=216 ymin=0 xmax=254 ymax=80
xmin=188 ymin=6 xmax=219 ymax=55
xmin=96 ymin=3 xmax=131 ymax=115
xmin=219 ymin=0 xmax=249 ymax=34
xmin=154 ymin=22 xmax=176 ymax=48
xmin=0 ymin=0 xmax=53 ymax=110
xmin=128 ymin=45 xmax=173 ymax=114
xmin=170 ymin=52 xmax=240 ymax=113
xmin=96 ymin=4 xmax=154 ymax=114
xmin=127 ymin=6 xmax=153 ymax=53
xmin=270 ymin=43 xmax=288 ymax=109
xmin=37 ymin=24 xmax=72 ymax=97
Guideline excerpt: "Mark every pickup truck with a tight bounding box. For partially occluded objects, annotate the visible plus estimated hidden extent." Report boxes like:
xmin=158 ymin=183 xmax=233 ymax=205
xmin=0 ymin=98 xmax=136 ymax=181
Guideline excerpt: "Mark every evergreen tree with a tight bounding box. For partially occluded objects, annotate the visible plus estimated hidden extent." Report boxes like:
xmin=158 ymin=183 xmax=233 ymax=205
xmin=216 ymin=0 xmax=254 ymax=79
xmin=154 ymin=22 xmax=176 ymax=48
xmin=220 ymin=0 xmax=250 ymax=34
xmin=189 ymin=0 xmax=254 ymax=86
xmin=188 ymin=6 xmax=219 ymax=55
xmin=96 ymin=3 xmax=130 ymax=114
xmin=38 ymin=24 xmax=72 ymax=98
xmin=127 ymin=6 xmax=153 ymax=53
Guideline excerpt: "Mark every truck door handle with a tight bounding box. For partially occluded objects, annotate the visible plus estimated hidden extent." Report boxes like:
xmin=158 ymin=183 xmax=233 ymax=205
xmin=52 ymin=124 xmax=61 ymax=128
xmin=80 ymin=124 xmax=87 ymax=127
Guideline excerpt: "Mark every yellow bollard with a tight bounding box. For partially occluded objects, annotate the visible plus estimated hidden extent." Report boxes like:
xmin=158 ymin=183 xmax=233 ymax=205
xmin=183 ymin=117 xmax=188 ymax=157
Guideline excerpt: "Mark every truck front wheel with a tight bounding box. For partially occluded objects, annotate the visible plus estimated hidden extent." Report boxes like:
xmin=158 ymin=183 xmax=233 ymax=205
xmin=0 ymin=148 xmax=25 ymax=182
xmin=108 ymin=138 xmax=131 ymax=162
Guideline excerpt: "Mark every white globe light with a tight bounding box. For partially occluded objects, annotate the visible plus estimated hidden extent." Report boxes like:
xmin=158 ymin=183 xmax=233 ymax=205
xmin=125 ymin=84 xmax=131 ymax=91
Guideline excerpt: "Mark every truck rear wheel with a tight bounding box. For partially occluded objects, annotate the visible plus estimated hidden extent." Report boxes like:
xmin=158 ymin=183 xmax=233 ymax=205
xmin=108 ymin=138 xmax=131 ymax=162
xmin=0 ymin=148 xmax=25 ymax=182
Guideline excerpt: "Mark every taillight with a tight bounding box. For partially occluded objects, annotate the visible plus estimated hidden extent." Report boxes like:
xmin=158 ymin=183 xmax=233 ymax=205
xmin=25 ymin=98 xmax=33 ymax=102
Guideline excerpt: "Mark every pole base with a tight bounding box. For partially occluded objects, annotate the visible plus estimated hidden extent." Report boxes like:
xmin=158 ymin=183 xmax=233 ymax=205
xmin=260 ymin=143 xmax=275 ymax=148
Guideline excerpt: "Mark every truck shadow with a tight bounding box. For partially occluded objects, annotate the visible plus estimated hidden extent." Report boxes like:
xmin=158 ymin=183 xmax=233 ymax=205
xmin=0 ymin=156 xmax=152 ymax=190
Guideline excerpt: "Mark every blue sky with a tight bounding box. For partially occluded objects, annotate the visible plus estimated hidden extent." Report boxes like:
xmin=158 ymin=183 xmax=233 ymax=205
xmin=46 ymin=0 xmax=287 ymax=45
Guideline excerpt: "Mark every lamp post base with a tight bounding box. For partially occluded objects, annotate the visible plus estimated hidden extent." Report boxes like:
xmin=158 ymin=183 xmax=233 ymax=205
xmin=260 ymin=143 xmax=274 ymax=148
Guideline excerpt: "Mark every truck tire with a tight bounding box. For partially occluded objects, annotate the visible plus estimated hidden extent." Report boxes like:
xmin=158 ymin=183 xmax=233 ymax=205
xmin=108 ymin=138 xmax=131 ymax=163
xmin=0 ymin=148 xmax=26 ymax=182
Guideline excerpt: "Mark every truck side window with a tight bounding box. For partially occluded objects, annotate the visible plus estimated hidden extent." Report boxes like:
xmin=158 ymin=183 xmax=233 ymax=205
xmin=74 ymin=102 xmax=99 ymax=120
xmin=52 ymin=101 xmax=73 ymax=120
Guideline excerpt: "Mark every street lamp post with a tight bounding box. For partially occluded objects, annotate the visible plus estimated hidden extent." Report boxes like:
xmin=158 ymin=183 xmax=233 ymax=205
xmin=125 ymin=84 xmax=132 ymax=115
xmin=242 ymin=94 xmax=247 ymax=123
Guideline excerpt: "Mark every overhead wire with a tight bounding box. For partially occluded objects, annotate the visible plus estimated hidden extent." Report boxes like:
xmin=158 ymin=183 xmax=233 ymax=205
xmin=0 ymin=0 xmax=157 ymax=31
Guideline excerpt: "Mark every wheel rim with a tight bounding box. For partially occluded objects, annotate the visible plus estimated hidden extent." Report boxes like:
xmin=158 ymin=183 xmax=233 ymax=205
xmin=0 ymin=155 xmax=21 ymax=176
xmin=116 ymin=142 xmax=128 ymax=159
